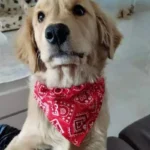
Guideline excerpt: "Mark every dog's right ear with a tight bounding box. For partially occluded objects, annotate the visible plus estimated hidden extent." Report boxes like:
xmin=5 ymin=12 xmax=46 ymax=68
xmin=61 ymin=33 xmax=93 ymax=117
xmin=91 ymin=1 xmax=122 ymax=59
xmin=16 ymin=8 xmax=38 ymax=73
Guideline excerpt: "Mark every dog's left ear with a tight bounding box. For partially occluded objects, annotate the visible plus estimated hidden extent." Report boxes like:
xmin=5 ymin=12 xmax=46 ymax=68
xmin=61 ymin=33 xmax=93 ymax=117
xmin=15 ymin=8 xmax=38 ymax=72
xmin=91 ymin=1 xmax=123 ymax=59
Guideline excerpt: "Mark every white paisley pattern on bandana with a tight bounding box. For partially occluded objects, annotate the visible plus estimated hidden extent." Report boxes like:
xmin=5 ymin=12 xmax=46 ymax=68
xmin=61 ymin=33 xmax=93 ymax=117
xmin=34 ymin=78 xmax=105 ymax=146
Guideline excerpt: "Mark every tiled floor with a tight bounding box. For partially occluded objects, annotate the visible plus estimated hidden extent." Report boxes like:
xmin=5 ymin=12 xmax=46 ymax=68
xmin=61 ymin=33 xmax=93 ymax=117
xmin=104 ymin=1 xmax=150 ymax=136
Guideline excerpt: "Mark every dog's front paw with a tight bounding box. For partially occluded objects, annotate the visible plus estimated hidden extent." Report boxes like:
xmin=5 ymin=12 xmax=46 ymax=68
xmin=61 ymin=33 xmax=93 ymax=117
xmin=5 ymin=144 xmax=21 ymax=150
xmin=5 ymin=146 xmax=33 ymax=150
xmin=4 ymin=137 xmax=33 ymax=150
xmin=5 ymin=146 xmax=17 ymax=150
xmin=4 ymin=137 xmax=18 ymax=150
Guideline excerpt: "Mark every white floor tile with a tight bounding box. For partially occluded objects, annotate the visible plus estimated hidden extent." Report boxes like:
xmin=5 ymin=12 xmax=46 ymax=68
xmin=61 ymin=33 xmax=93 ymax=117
xmin=105 ymin=2 xmax=150 ymax=136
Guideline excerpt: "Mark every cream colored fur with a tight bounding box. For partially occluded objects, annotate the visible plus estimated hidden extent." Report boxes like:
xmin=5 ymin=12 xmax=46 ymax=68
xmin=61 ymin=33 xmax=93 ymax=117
xmin=5 ymin=0 xmax=122 ymax=150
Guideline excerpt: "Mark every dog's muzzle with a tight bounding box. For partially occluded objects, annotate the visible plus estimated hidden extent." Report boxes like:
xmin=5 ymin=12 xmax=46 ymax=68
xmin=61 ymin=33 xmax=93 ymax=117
xmin=45 ymin=23 xmax=84 ymax=59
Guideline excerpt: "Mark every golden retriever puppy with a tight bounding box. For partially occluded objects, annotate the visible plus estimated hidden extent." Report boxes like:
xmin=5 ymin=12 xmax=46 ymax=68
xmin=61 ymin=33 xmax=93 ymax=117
xmin=5 ymin=0 xmax=122 ymax=150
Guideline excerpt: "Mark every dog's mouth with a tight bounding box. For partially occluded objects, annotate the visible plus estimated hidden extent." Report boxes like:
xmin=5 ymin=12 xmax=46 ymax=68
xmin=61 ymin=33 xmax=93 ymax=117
xmin=51 ymin=51 xmax=84 ymax=59
xmin=49 ymin=50 xmax=85 ymax=67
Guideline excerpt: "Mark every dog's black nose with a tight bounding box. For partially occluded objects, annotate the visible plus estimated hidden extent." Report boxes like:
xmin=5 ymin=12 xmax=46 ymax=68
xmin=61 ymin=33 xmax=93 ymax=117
xmin=45 ymin=24 xmax=70 ymax=45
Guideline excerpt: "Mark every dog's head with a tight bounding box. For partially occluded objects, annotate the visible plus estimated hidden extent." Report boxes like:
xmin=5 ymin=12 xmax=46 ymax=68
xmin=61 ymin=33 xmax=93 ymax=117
xmin=16 ymin=0 xmax=122 ymax=87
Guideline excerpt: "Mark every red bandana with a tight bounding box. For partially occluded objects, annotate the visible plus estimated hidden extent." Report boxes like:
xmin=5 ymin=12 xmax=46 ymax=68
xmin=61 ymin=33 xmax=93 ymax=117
xmin=34 ymin=78 xmax=105 ymax=146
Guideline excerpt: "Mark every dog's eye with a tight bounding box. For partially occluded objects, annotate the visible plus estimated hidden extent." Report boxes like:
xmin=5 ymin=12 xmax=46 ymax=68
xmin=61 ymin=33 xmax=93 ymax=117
xmin=73 ymin=5 xmax=86 ymax=16
xmin=38 ymin=11 xmax=45 ymax=23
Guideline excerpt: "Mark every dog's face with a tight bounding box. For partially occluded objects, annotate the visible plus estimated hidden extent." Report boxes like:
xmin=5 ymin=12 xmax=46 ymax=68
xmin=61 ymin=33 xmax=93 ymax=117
xmin=33 ymin=0 xmax=100 ymax=68
xmin=16 ymin=0 xmax=122 ymax=87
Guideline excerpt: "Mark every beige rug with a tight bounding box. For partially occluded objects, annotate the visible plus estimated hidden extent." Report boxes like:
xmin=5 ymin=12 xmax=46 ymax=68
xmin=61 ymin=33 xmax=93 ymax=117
xmin=0 ymin=0 xmax=36 ymax=32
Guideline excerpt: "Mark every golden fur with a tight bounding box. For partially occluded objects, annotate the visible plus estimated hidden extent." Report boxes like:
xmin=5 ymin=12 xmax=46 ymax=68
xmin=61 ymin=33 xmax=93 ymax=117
xmin=5 ymin=0 xmax=122 ymax=150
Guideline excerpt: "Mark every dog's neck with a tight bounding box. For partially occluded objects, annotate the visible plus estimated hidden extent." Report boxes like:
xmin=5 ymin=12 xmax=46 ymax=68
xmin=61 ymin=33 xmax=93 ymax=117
xmin=33 ymin=65 xmax=104 ymax=88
